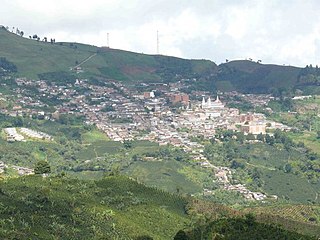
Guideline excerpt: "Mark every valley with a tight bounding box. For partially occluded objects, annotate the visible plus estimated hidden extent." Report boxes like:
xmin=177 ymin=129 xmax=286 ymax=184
xmin=0 ymin=25 xmax=319 ymax=239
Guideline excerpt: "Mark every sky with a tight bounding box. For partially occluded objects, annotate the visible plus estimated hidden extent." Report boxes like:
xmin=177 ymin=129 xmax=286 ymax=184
xmin=1 ymin=0 xmax=320 ymax=67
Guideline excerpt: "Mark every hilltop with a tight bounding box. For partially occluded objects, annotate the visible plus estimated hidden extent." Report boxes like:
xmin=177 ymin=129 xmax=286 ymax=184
xmin=2 ymin=26 xmax=320 ymax=94
xmin=0 ymin=27 xmax=216 ymax=84
xmin=217 ymin=60 xmax=302 ymax=93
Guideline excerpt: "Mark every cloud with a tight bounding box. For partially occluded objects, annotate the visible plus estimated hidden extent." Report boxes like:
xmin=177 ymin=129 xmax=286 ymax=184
xmin=1 ymin=0 xmax=320 ymax=66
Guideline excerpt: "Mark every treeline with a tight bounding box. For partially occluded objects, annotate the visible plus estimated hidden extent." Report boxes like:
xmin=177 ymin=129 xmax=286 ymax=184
xmin=298 ymin=65 xmax=320 ymax=86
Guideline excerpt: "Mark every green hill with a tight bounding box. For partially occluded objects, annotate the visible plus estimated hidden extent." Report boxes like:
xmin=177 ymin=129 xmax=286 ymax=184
xmin=0 ymin=175 xmax=189 ymax=239
xmin=0 ymin=175 xmax=318 ymax=239
xmin=2 ymin=26 xmax=320 ymax=93
xmin=0 ymin=27 xmax=216 ymax=83
xmin=214 ymin=60 xmax=302 ymax=93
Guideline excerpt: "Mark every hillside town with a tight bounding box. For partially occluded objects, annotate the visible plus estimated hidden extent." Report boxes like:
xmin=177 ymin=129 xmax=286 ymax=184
xmin=5 ymin=77 xmax=290 ymax=142
xmin=0 ymin=77 xmax=296 ymax=200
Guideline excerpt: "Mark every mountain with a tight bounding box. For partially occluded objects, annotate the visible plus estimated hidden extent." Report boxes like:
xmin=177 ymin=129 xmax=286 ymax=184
xmin=0 ymin=27 xmax=216 ymax=84
xmin=2 ymin=26 xmax=320 ymax=94
xmin=217 ymin=60 xmax=302 ymax=93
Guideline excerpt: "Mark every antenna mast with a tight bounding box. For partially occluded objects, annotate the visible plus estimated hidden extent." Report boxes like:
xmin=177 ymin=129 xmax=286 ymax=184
xmin=157 ymin=30 xmax=159 ymax=54
xmin=107 ymin=32 xmax=110 ymax=48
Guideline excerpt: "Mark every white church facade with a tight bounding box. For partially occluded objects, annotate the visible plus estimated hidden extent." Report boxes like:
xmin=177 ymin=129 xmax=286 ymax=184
xmin=201 ymin=95 xmax=225 ymax=118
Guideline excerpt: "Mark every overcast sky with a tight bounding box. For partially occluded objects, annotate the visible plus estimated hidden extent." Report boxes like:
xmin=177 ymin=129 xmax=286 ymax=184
xmin=1 ymin=0 xmax=320 ymax=66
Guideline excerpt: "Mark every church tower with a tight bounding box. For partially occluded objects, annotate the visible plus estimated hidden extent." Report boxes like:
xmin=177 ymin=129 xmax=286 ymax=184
xmin=202 ymin=97 xmax=206 ymax=108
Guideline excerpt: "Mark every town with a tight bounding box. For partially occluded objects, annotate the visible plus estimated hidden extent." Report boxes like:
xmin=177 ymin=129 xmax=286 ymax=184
xmin=1 ymin=76 xmax=293 ymax=200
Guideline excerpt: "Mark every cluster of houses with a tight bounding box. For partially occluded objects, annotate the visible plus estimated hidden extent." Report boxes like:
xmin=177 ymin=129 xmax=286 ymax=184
xmin=1 ymin=76 xmax=295 ymax=201
xmin=0 ymin=161 xmax=34 ymax=176
xmin=202 ymin=162 xmax=269 ymax=201
xmin=20 ymin=128 xmax=52 ymax=140
xmin=4 ymin=128 xmax=25 ymax=142
xmin=3 ymin=127 xmax=52 ymax=142
xmin=3 ymin=77 xmax=292 ymax=145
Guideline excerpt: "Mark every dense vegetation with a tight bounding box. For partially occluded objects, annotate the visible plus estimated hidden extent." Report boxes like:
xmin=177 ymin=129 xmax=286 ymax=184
xmin=0 ymin=175 xmax=317 ymax=239
xmin=203 ymin=129 xmax=320 ymax=204
xmin=0 ymin=57 xmax=17 ymax=76
xmin=0 ymin=175 xmax=189 ymax=239
xmin=175 ymin=215 xmax=317 ymax=240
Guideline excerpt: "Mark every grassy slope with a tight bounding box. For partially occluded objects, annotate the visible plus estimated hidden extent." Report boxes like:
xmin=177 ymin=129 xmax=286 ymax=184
xmin=0 ymin=175 xmax=189 ymax=239
xmin=0 ymin=175 xmax=318 ymax=239
xmin=1 ymin=28 xmax=309 ymax=93
xmin=238 ymin=143 xmax=320 ymax=204
xmin=124 ymin=160 xmax=203 ymax=194
xmin=0 ymin=29 xmax=101 ymax=78
xmin=217 ymin=60 xmax=301 ymax=93
xmin=0 ymin=28 xmax=217 ymax=82
xmin=187 ymin=199 xmax=320 ymax=237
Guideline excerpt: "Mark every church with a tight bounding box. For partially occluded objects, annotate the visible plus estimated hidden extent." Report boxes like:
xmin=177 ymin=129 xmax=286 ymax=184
xmin=201 ymin=95 xmax=224 ymax=110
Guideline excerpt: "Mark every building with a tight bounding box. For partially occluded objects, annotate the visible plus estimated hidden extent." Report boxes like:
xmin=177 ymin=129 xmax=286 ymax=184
xmin=201 ymin=95 xmax=224 ymax=109
xmin=170 ymin=94 xmax=189 ymax=105
xmin=144 ymin=91 xmax=155 ymax=99
xmin=239 ymin=113 xmax=254 ymax=123
xmin=240 ymin=121 xmax=266 ymax=135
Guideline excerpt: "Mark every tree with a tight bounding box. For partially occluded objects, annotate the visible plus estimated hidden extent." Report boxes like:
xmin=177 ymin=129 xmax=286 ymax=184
xmin=13 ymin=116 xmax=23 ymax=127
xmin=244 ymin=213 xmax=256 ymax=226
xmin=209 ymin=137 xmax=216 ymax=144
xmin=101 ymin=105 xmax=115 ymax=112
xmin=256 ymin=133 xmax=264 ymax=142
xmin=265 ymin=134 xmax=274 ymax=145
xmin=283 ymin=163 xmax=292 ymax=173
xmin=174 ymin=230 xmax=188 ymax=240
xmin=245 ymin=133 xmax=255 ymax=141
xmin=123 ymin=140 xmax=133 ymax=149
xmin=34 ymin=160 xmax=51 ymax=174
xmin=231 ymin=160 xmax=245 ymax=169
xmin=235 ymin=132 xmax=245 ymax=143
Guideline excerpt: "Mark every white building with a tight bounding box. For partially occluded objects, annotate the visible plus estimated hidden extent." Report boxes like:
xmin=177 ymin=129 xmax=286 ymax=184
xmin=201 ymin=95 xmax=224 ymax=110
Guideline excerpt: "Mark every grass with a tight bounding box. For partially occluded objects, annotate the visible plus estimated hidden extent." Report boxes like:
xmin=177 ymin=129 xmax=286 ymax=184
xmin=288 ymin=131 xmax=320 ymax=154
xmin=124 ymin=160 xmax=203 ymax=194
xmin=261 ymin=169 xmax=320 ymax=204
xmin=76 ymin=140 xmax=122 ymax=160
xmin=0 ymin=29 xmax=100 ymax=79
xmin=65 ymin=170 xmax=105 ymax=180
xmin=0 ymin=175 xmax=190 ymax=239
xmin=81 ymin=130 xmax=110 ymax=144
xmin=240 ymin=143 xmax=307 ymax=169
xmin=230 ymin=143 xmax=320 ymax=204
xmin=0 ymin=28 xmax=217 ymax=84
